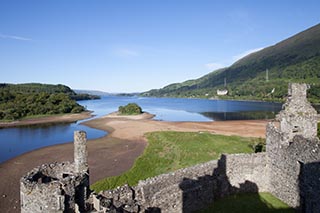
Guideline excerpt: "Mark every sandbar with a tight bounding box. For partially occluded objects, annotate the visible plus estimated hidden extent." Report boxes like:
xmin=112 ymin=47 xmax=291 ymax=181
xmin=84 ymin=112 xmax=268 ymax=141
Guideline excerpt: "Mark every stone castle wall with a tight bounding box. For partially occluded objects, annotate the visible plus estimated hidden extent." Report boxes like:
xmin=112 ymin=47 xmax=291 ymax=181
xmin=20 ymin=163 xmax=67 ymax=213
xmin=277 ymin=83 xmax=318 ymax=141
xmin=301 ymin=161 xmax=320 ymax=212
xmin=20 ymin=162 xmax=88 ymax=212
xmin=266 ymin=83 xmax=320 ymax=212
xmin=20 ymin=131 xmax=90 ymax=213
xmin=93 ymin=153 xmax=268 ymax=213
xmin=135 ymin=159 xmax=219 ymax=212
xmin=267 ymin=123 xmax=320 ymax=209
xmin=138 ymin=153 xmax=268 ymax=212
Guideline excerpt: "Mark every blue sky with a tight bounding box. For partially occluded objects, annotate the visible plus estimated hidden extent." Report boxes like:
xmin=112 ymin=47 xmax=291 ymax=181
xmin=0 ymin=0 xmax=319 ymax=93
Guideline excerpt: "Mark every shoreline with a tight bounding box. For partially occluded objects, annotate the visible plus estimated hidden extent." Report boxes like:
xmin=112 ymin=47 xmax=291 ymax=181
xmin=0 ymin=112 xmax=269 ymax=212
xmin=83 ymin=111 xmax=269 ymax=141
xmin=142 ymin=95 xmax=284 ymax=104
xmin=0 ymin=111 xmax=93 ymax=128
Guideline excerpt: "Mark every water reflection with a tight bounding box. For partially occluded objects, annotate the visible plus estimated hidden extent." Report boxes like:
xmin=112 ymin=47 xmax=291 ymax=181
xmin=201 ymin=111 xmax=277 ymax=121
xmin=0 ymin=122 xmax=106 ymax=163
xmin=79 ymin=96 xmax=283 ymax=122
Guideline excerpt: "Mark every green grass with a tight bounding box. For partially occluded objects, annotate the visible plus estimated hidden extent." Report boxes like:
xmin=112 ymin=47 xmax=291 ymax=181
xmin=198 ymin=192 xmax=295 ymax=213
xmin=91 ymin=131 xmax=260 ymax=192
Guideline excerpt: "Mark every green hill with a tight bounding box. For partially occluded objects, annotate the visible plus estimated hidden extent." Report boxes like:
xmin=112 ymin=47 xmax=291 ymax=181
xmin=0 ymin=83 xmax=96 ymax=121
xmin=142 ymin=23 xmax=320 ymax=103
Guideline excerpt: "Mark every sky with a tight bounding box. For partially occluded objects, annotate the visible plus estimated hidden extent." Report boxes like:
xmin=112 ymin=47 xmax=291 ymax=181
xmin=0 ymin=0 xmax=319 ymax=93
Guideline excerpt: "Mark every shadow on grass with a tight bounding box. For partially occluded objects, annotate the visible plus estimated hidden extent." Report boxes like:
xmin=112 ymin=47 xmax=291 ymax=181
xmin=198 ymin=193 xmax=295 ymax=213
xmin=178 ymin=155 xmax=295 ymax=213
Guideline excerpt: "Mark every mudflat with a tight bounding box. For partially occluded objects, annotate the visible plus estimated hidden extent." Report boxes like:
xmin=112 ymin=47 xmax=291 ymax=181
xmin=0 ymin=112 xmax=269 ymax=212
xmin=0 ymin=111 xmax=93 ymax=128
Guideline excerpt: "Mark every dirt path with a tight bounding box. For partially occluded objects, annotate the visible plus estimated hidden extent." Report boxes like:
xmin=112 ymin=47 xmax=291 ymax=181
xmin=0 ymin=112 xmax=269 ymax=212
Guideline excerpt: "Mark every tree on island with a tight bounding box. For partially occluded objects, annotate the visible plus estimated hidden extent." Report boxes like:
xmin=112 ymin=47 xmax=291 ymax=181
xmin=118 ymin=103 xmax=142 ymax=115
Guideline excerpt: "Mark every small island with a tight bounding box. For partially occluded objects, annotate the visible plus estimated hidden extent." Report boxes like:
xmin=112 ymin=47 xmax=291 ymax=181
xmin=118 ymin=103 xmax=143 ymax=115
xmin=104 ymin=103 xmax=155 ymax=120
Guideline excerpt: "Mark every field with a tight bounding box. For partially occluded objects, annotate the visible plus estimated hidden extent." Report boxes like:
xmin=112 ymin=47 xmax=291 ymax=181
xmin=91 ymin=131 xmax=261 ymax=191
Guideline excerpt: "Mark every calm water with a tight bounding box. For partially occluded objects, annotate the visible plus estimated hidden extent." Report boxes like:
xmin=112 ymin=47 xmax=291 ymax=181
xmin=0 ymin=96 xmax=282 ymax=163
xmin=79 ymin=96 xmax=282 ymax=122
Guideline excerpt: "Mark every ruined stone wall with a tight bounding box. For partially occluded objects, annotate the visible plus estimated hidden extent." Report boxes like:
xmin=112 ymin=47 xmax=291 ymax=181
xmin=74 ymin=130 xmax=88 ymax=174
xmin=224 ymin=153 xmax=269 ymax=193
xmin=277 ymin=83 xmax=318 ymax=141
xmin=135 ymin=160 xmax=219 ymax=212
xmin=20 ymin=162 xmax=90 ymax=213
xmin=94 ymin=153 xmax=268 ymax=213
xmin=267 ymin=123 xmax=320 ymax=209
xmin=21 ymin=179 xmax=65 ymax=213
xmin=20 ymin=162 xmax=72 ymax=213
xmin=20 ymin=131 xmax=90 ymax=213
xmin=267 ymin=124 xmax=301 ymax=207
xmin=300 ymin=161 xmax=320 ymax=213
xmin=267 ymin=83 xmax=320 ymax=210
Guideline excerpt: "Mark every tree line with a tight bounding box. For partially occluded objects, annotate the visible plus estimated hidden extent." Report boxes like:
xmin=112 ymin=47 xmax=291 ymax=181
xmin=0 ymin=83 xmax=98 ymax=121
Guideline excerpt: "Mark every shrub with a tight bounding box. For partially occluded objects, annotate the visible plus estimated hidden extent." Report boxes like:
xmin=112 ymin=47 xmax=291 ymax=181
xmin=71 ymin=106 xmax=85 ymax=113
xmin=250 ymin=138 xmax=266 ymax=153
xmin=118 ymin=103 xmax=142 ymax=115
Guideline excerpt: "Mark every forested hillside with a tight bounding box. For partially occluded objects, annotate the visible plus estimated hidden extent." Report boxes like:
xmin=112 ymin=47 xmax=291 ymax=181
xmin=142 ymin=24 xmax=320 ymax=103
xmin=0 ymin=83 xmax=97 ymax=121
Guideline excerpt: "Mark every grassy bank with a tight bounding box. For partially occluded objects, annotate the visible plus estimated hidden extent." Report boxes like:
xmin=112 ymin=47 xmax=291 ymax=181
xmin=198 ymin=192 xmax=294 ymax=213
xmin=91 ymin=131 xmax=261 ymax=192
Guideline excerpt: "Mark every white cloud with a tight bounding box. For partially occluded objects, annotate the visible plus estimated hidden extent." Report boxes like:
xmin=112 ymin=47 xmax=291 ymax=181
xmin=232 ymin=47 xmax=264 ymax=62
xmin=204 ymin=47 xmax=265 ymax=71
xmin=0 ymin=33 xmax=32 ymax=41
xmin=205 ymin=62 xmax=225 ymax=71
xmin=116 ymin=48 xmax=140 ymax=57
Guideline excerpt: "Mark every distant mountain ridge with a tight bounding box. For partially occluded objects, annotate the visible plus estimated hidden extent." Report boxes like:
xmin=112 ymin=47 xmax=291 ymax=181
xmin=142 ymin=23 xmax=320 ymax=103
xmin=75 ymin=89 xmax=111 ymax=96
xmin=75 ymin=89 xmax=140 ymax=97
